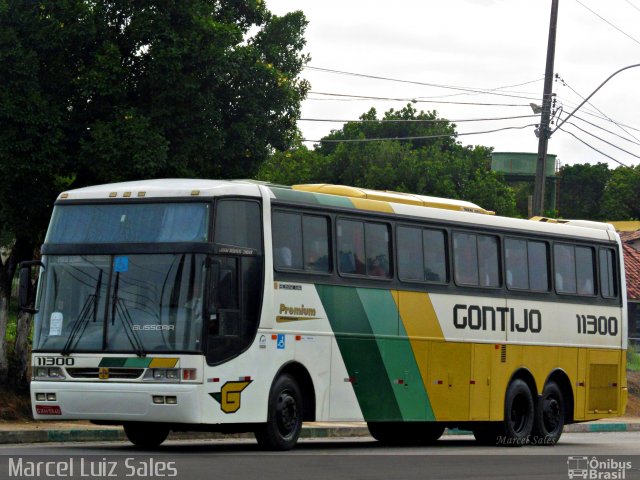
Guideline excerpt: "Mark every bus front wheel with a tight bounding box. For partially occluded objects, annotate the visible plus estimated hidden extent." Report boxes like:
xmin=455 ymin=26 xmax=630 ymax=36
xmin=255 ymin=374 xmax=303 ymax=451
xmin=123 ymin=422 xmax=170 ymax=448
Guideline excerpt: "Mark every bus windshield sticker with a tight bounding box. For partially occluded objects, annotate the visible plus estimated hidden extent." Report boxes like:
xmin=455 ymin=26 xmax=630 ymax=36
xmin=49 ymin=312 xmax=63 ymax=336
xmin=114 ymin=256 xmax=129 ymax=273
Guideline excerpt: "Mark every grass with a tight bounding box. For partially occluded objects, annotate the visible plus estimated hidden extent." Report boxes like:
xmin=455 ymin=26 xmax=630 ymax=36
xmin=629 ymin=346 xmax=640 ymax=372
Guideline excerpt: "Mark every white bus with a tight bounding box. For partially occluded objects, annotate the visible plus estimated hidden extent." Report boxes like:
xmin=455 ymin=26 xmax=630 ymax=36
xmin=21 ymin=179 xmax=627 ymax=450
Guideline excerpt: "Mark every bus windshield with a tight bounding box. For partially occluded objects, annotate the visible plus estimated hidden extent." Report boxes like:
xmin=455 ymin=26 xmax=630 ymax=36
xmin=45 ymin=203 xmax=209 ymax=244
xmin=33 ymin=254 xmax=205 ymax=353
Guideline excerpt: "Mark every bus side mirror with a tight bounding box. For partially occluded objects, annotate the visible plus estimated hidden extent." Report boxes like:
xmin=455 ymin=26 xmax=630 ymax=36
xmin=18 ymin=260 xmax=43 ymax=314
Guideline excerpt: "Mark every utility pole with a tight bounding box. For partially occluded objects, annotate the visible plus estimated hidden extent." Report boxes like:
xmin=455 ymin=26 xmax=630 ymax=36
xmin=532 ymin=0 xmax=559 ymax=217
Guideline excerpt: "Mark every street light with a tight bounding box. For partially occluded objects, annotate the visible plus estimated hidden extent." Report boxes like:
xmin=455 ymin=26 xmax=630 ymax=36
xmin=552 ymin=63 xmax=640 ymax=135
xmin=532 ymin=62 xmax=640 ymax=216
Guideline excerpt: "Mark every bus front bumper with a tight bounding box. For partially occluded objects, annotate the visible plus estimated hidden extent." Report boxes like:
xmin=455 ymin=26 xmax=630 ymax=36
xmin=31 ymin=381 xmax=202 ymax=424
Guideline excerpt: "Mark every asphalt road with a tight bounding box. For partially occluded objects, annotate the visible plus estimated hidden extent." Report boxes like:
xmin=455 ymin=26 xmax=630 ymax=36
xmin=1 ymin=433 xmax=639 ymax=480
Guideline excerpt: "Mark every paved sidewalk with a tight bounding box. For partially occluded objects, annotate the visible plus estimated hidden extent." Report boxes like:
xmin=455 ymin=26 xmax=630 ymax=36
xmin=0 ymin=418 xmax=639 ymax=445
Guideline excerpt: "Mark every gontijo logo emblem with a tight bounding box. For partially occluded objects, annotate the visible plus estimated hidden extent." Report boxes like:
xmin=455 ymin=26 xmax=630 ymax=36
xmin=210 ymin=380 xmax=252 ymax=414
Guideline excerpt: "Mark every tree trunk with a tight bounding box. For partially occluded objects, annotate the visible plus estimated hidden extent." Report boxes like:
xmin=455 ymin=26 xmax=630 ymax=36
xmin=0 ymin=244 xmax=22 ymax=391
xmin=14 ymin=310 xmax=32 ymax=391
xmin=0 ymin=292 xmax=8 ymax=388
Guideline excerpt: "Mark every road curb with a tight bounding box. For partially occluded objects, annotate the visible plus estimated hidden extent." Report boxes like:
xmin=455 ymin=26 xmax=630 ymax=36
xmin=0 ymin=422 xmax=637 ymax=445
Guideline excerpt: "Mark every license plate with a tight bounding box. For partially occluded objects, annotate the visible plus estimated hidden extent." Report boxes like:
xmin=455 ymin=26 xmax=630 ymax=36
xmin=35 ymin=405 xmax=62 ymax=415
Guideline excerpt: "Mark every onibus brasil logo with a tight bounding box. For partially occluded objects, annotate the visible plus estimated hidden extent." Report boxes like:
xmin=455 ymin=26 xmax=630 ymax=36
xmin=567 ymin=456 xmax=632 ymax=479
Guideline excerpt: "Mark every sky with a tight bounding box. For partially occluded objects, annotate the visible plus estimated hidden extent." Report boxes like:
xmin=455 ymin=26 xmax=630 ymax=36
xmin=266 ymin=0 xmax=640 ymax=170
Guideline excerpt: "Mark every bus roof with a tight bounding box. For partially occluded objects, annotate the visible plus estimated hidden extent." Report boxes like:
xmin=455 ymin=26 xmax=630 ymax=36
xmin=292 ymin=184 xmax=495 ymax=215
xmin=57 ymin=179 xmax=618 ymax=243
xmin=56 ymin=179 xmax=263 ymax=201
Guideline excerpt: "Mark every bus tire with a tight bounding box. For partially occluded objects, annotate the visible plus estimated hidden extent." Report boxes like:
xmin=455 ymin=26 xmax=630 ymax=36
xmin=499 ymin=379 xmax=534 ymax=447
xmin=123 ymin=423 xmax=170 ymax=448
xmin=367 ymin=422 xmax=444 ymax=445
xmin=255 ymin=374 xmax=303 ymax=451
xmin=531 ymin=381 xmax=565 ymax=446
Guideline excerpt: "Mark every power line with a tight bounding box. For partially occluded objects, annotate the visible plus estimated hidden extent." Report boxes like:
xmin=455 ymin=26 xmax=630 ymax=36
xmin=410 ymin=78 xmax=544 ymax=100
xmin=307 ymin=91 xmax=531 ymax=107
xmin=563 ymin=121 xmax=640 ymax=160
xmin=304 ymin=66 xmax=542 ymax=101
xmin=555 ymin=95 xmax=640 ymax=135
xmin=299 ymin=114 xmax=538 ymax=124
xmin=558 ymin=128 xmax=630 ymax=167
xmin=304 ymin=123 xmax=537 ymax=143
xmin=572 ymin=113 xmax=640 ymax=147
xmin=624 ymin=0 xmax=640 ymax=13
xmin=573 ymin=0 xmax=640 ymax=47
xmin=555 ymin=74 xmax=640 ymax=143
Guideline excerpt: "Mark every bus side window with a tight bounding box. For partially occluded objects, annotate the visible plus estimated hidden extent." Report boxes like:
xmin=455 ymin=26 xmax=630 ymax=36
xmin=528 ymin=240 xmax=549 ymax=292
xmin=272 ymin=211 xmax=303 ymax=270
xmin=214 ymin=200 xmax=262 ymax=252
xmin=423 ymin=229 xmax=447 ymax=282
xmin=554 ymin=244 xmax=577 ymax=294
xmin=338 ymin=220 xmax=365 ymax=275
xmin=397 ymin=226 xmax=424 ymax=281
xmin=505 ymin=238 xmax=528 ymax=290
xmin=365 ymin=222 xmax=391 ymax=278
xmin=576 ymin=246 xmax=595 ymax=296
xmin=303 ymin=215 xmax=330 ymax=272
xmin=599 ymin=248 xmax=617 ymax=298
xmin=453 ymin=232 xmax=479 ymax=285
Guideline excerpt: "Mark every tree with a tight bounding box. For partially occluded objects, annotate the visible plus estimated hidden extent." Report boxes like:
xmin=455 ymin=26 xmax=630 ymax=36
xmin=0 ymin=0 xmax=310 ymax=388
xmin=259 ymin=105 xmax=517 ymax=216
xmin=600 ymin=165 xmax=640 ymax=220
xmin=558 ymin=163 xmax=611 ymax=220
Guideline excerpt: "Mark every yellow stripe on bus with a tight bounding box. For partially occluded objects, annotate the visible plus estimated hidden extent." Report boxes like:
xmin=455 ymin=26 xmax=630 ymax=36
xmin=149 ymin=358 xmax=179 ymax=368
xmin=350 ymin=197 xmax=395 ymax=213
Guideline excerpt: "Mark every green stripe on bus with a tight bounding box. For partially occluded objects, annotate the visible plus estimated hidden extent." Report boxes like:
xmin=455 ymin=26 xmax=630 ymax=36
xmin=316 ymin=284 xmax=401 ymax=421
xmin=124 ymin=358 xmax=152 ymax=368
xmin=357 ymin=288 xmax=435 ymax=421
xmin=314 ymin=194 xmax=353 ymax=209
xmin=99 ymin=358 xmax=152 ymax=368
xmin=397 ymin=312 xmax=436 ymax=421
xmin=270 ymin=188 xmax=320 ymax=205
xmin=270 ymin=187 xmax=354 ymax=209
xmin=98 ymin=358 xmax=128 ymax=368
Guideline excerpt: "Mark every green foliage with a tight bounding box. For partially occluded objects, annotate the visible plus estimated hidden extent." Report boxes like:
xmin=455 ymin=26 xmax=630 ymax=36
xmin=256 ymin=146 xmax=327 ymax=186
xmin=601 ymin=166 xmax=640 ymax=220
xmin=628 ymin=345 xmax=640 ymax=372
xmin=0 ymin=0 xmax=310 ymax=245
xmin=259 ymin=105 xmax=517 ymax=216
xmin=558 ymin=163 xmax=611 ymax=220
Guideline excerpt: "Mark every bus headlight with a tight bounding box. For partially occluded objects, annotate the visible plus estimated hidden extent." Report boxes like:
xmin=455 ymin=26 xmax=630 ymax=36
xmin=34 ymin=367 xmax=64 ymax=380
xmin=144 ymin=368 xmax=181 ymax=382
xmin=143 ymin=368 xmax=195 ymax=383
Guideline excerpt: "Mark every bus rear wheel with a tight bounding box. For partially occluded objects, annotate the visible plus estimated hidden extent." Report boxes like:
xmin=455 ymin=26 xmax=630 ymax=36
xmin=368 ymin=422 xmax=445 ymax=445
xmin=123 ymin=422 xmax=170 ymax=448
xmin=255 ymin=374 xmax=303 ymax=451
xmin=531 ymin=381 xmax=565 ymax=446
xmin=498 ymin=379 xmax=535 ymax=447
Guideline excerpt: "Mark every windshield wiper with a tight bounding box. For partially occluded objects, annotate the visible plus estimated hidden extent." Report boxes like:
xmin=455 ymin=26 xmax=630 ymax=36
xmin=111 ymin=272 xmax=146 ymax=357
xmin=62 ymin=270 xmax=102 ymax=356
